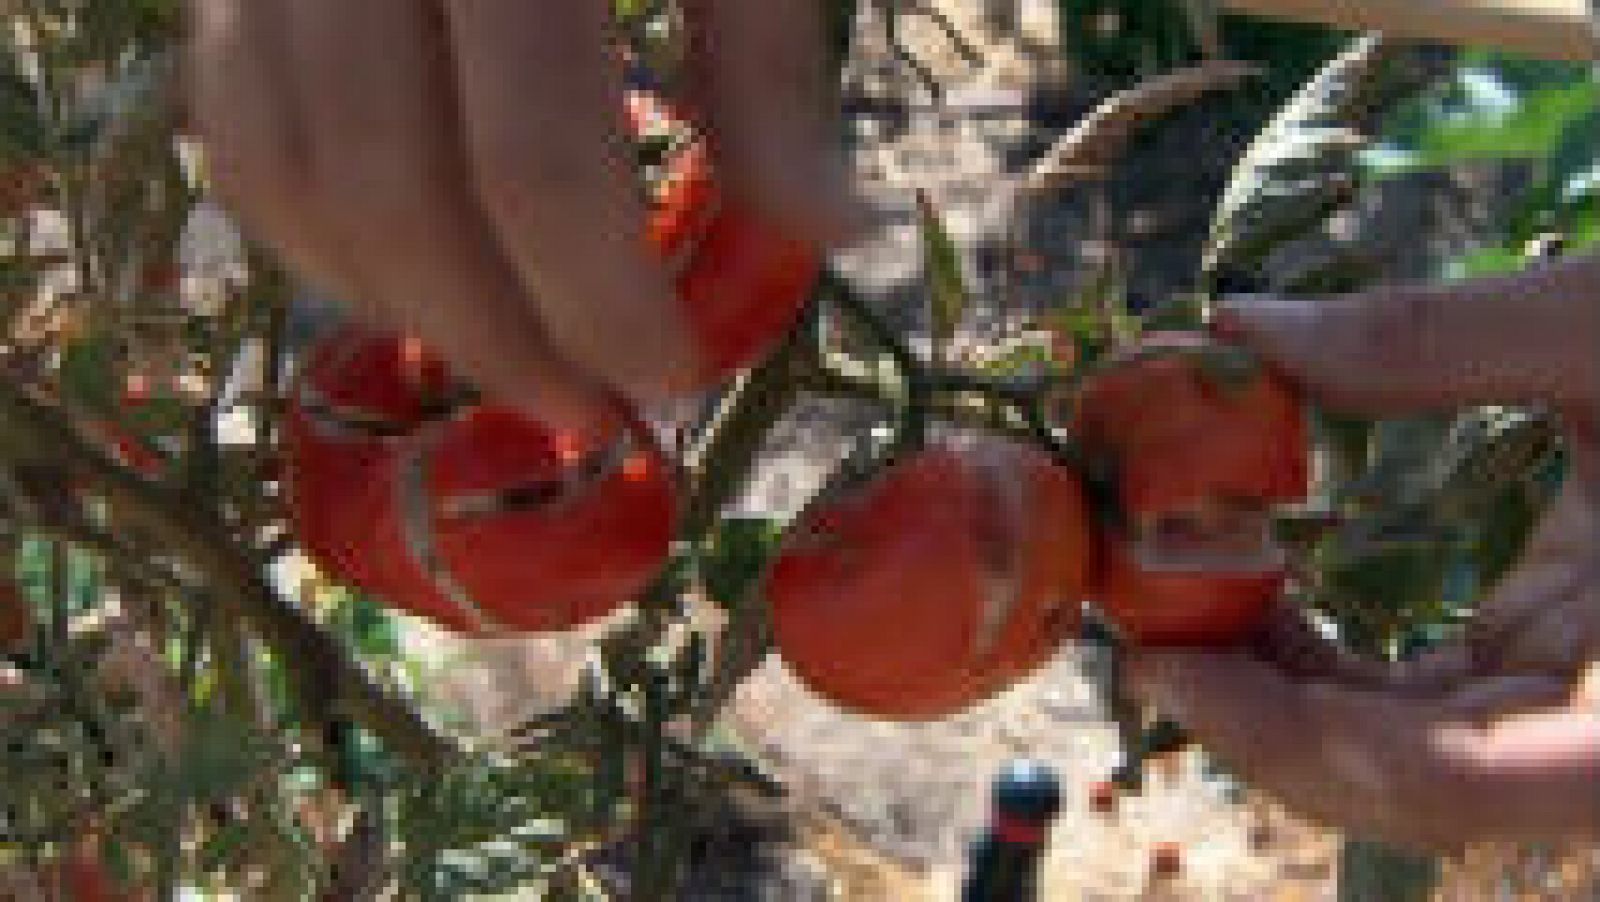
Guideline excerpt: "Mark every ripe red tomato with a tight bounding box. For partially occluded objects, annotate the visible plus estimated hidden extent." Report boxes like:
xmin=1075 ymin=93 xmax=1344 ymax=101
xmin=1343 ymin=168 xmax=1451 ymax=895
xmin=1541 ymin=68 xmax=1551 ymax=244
xmin=358 ymin=405 xmax=679 ymax=633
xmin=630 ymin=91 xmax=821 ymax=385
xmin=1071 ymin=332 xmax=1309 ymax=646
xmin=1100 ymin=541 xmax=1287 ymax=646
xmin=284 ymin=327 xmax=678 ymax=634
xmin=766 ymin=435 xmax=1097 ymax=721
xmin=282 ymin=327 xmax=456 ymax=588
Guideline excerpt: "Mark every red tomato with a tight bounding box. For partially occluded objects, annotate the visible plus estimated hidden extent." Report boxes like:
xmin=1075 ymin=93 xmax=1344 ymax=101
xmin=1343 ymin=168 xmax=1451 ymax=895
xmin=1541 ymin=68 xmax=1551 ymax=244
xmin=1071 ymin=332 xmax=1307 ymax=516
xmin=282 ymin=327 xmax=456 ymax=588
xmin=93 ymin=421 xmax=164 ymax=478
xmin=1071 ymin=332 xmax=1309 ymax=646
xmin=1100 ymin=541 xmax=1285 ymax=646
xmin=767 ymin=435 xmax=1097 ymax=721
xmin=357 ymin=405 xmax=679 ymax=633
xmin=630 ymin=91 xmax=822 ymax=386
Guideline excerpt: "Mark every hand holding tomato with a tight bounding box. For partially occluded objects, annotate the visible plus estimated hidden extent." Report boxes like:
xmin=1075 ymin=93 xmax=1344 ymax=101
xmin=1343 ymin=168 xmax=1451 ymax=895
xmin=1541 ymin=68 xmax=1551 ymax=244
xmin=1130 ymin=252 xmax=1600 ymax=849
xmin=188 ymin=0 xmax=860 ymax=431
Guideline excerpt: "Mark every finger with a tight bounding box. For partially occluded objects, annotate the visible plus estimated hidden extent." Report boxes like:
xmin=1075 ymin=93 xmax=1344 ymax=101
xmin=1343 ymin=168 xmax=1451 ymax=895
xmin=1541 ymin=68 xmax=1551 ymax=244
xmin=1250 ymin=603 xmax=1393 ymax=687
xmin=186 ymin=0 xmax=355 ymax=298
xmin=681 ymin=0 xmax=867 ymax=244
xmin=1442 ymin=674 xmax=1573 ymax=722
xmin=441 ymin=0 xmax=701 ymax=401
xmin=1215 ymin=252 xmax=1600 ymax=416
xmin=276 ymin=0 xmax=616 ymax=433
xmin=1464 ymin=705 xmax=1600 ymax=839
xmin=1470 ymin=485 xmax=1600 ymax=674
xmin=1251 ymin=603 xmax=1471 ymax=693
xmin=1127 ymin=652 xmax=1525 ymax=848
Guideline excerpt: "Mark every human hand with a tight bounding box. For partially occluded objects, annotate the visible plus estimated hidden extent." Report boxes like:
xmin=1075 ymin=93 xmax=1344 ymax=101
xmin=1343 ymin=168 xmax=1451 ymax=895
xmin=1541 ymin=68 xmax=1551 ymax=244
xmin=1128 ymin=252 xmax=1600 ymax=850
xmin=188 ymin=0 xmax=860 ymax=432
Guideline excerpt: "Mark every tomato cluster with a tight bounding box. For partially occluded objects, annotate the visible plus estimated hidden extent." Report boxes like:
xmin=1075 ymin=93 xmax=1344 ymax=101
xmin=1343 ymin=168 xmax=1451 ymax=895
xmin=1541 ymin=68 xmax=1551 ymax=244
xmin=280 ymin=92 xmax=1307 ymax=718
xmin=281 ymin=90 xmax=821 ymax=634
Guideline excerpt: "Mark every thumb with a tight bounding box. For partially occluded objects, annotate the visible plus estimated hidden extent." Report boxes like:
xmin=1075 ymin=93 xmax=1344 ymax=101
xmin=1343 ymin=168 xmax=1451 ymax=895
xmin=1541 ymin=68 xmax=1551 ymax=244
xmin=1215 ymin=253 xmax=1600 ymax=416
xmin=1442 ymin=674 xmax=1574 ymax=724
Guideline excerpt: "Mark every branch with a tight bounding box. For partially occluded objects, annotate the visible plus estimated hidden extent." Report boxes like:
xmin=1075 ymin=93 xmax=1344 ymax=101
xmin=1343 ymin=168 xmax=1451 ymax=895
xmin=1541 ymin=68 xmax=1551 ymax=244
xmin=0 ymin=382 xmax=454 ymax=765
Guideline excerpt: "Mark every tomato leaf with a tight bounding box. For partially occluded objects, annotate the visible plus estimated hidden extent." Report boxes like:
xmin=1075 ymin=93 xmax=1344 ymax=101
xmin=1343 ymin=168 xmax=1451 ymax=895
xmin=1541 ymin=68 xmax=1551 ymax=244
xmin=58 ymin=335 xmax=121 ymax=412
xmin=915 ymin=189 xmax=971 ymax=365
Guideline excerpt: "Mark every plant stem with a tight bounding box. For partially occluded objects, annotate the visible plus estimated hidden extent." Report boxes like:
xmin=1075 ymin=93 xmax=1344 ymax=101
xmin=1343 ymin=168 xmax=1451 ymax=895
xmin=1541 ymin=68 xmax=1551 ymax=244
xmin=0 ymin=381 xmax=454 ymax=765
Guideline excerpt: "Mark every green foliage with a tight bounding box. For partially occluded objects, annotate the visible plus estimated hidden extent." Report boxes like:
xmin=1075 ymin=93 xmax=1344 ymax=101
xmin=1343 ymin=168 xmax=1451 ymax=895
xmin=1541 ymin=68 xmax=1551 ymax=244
xmin=1204 ymin=35 xmax=1457 ymax=294
xmin=393 ymin=752 xmax=586 ymax=899
xmin=699 ymin=517 xmax=784 ymax=612
xmin=1056 ymin=0 xmax=1342 ymax=94
xmin=916 ymin=190 xmax=971 ymax=364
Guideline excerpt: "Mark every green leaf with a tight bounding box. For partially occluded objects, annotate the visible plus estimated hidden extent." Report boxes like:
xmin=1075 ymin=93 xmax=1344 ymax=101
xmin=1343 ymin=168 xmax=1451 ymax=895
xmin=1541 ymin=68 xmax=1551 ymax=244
xmin=1411 ymin=79 xmax=1598 ymax=167
xmin=58 ymin=335 xmax=122 ymax=412
xmin=700 ymin=517 xmax=782 ymax=611
xmin=613 ymin=0 xmax=653 ymax=20
xmin=916 ymin=190 xmax=971 ymax=364
xmin=1204 ymin=35 xmax=1455 ymax=291
xmin=0 ymin=43 xmax=46 ymax=164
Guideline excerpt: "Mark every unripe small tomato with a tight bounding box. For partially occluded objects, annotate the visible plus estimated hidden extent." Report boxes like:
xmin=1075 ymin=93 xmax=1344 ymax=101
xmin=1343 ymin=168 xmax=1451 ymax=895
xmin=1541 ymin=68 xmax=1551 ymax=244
xmin=767 ymin=435 xmax=1097 ymax=721
xmin=283 ymin=327 xmax=457 ymax=587
xmin=357 ymin=405 xmax=679 ymax=633
xmin=1071 ymin=332 xmax=1309 ymax=646
xmin=630 ymin=91 xmax=821 ymax=386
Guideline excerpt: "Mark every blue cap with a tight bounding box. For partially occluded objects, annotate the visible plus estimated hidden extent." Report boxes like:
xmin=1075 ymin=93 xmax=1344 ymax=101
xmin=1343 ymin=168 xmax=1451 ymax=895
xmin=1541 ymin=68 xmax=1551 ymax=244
xmin=992 ymin=759 xmax=1062 ymax=823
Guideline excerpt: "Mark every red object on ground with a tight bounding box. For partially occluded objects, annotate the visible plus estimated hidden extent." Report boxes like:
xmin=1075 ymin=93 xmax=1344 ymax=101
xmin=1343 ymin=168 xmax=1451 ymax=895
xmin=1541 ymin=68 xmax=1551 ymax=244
xmin=1151 ymin=842 xmax=1184 ymax=878
xmin=1089 ymin=780 xmax=1119 ymax=815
